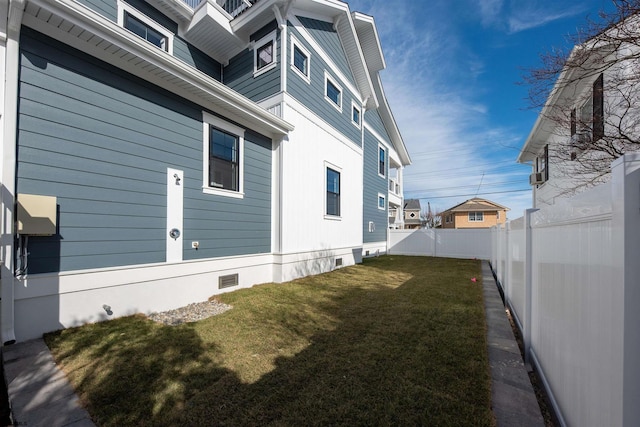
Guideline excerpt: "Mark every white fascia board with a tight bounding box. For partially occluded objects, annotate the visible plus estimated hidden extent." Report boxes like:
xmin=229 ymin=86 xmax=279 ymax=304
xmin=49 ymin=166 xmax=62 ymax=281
xmin=333 ymin=8 xmax=377 ymax=111
xmin=371 ymin=73 xmax=411 ymax=166
xmin=27 ymin=0 xmax=294 ymax=137
xmin=351 ymin=11 xmax=385 ymax=72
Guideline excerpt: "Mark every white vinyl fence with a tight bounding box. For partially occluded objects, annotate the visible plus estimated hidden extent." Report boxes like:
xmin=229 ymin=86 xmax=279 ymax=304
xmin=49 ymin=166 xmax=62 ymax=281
xmin=389 ymin=228 xmax=491 ymax=259
xmin=491 ymin=153 xmax=640 ymax=427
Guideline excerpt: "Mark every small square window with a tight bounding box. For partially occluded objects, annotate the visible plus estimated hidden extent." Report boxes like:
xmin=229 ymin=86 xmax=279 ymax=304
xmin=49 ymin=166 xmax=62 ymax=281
xmin=325 ymin=72 xmax=342 ymax=110
xmin=257 ymin=41 xmax=273 ymax=70
xmin=254 ymin=32 xmax=277 ymax=76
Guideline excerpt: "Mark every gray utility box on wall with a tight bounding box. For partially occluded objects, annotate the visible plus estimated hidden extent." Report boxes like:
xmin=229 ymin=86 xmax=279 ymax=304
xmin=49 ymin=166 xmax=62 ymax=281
xmin=16 ymin=194 xmax=57 ymax=236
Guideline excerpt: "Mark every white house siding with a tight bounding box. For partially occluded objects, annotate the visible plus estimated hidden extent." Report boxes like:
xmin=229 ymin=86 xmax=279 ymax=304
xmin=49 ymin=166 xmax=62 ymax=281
xmin=275 ymin=97 xmax=363 ymax=282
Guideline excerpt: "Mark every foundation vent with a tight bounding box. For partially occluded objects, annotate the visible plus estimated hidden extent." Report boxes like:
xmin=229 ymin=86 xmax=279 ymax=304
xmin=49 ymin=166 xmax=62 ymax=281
xmin=335 ymin=258 xmax=343 ymax=267
xmin=219 ymin=273 xmax=239 ymax=289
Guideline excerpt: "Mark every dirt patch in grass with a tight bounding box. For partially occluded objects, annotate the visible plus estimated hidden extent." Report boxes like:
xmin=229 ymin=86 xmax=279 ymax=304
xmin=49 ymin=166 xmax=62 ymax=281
xmin=45 ymin=256 xmax=494 ymax=426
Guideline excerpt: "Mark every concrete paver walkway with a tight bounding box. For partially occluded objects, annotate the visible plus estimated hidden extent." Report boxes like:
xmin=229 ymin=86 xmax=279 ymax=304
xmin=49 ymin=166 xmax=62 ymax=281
xmin=482 ymin=261 xmax=545 ymax=426
xmin=2 ymin=339 xmax=95 ymax=427
xmin=1 ymin=260 xmax=544 ymax=426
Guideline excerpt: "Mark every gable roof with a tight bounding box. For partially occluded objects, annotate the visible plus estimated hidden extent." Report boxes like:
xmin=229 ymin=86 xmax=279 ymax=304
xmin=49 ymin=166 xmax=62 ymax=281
xmin=404 ymin=199 xmax=421 ymax=210
xmin=442 ymin=198 xmax=509 ymax=213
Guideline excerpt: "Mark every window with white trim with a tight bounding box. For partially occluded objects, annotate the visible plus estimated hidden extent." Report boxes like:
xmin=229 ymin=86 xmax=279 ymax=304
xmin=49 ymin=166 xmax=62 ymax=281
xmin=468 ymin=212 xmax=484 ymax=222
xmin=117 ymin=0 xmax=173 ymax=53
xmin=290 ymin=37 xmax=310 ymax=83
xmin=378 ymin=193 xmax=386 ymax=210
xmin=202 ymin=112 xmax=244 ymax=198
xmin=326 ymin=166 xmax=341 ymax=217
xmin=254 ymin=32 xmax=277 ymax=76
xmin=378 ymin=145 xmax=386 ymax=177
xmin=324 ymin=72 xmax=342 ymax=111
xmin=352 ymin=102 xmax=361 ymax=128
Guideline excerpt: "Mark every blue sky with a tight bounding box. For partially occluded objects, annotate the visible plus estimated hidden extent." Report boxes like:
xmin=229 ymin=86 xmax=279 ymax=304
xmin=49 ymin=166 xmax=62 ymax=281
xmin=347 ymin=0 xmax=613 ymax=219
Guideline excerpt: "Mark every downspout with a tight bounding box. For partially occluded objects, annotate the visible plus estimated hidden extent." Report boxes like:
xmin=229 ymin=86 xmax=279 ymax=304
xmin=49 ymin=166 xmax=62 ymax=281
xmin=1 ymin=0 xmax=25 ymax=345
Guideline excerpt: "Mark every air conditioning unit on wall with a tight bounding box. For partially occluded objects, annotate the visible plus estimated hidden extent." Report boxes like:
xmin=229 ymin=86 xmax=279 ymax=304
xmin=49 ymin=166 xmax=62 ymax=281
xmin=529 ymin=172 xmax=545 ymax=185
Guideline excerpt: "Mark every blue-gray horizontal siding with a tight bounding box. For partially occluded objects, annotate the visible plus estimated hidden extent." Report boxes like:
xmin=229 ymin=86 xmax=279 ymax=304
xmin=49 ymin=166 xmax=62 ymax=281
xmin=17 ymin=28 xmax=271 ymax=273
xmin=364 ymin=109 xmax=390 ymax=145
xmin=224 ymin=21 xmax=280 ymax=101
xmin=296 ymin=16 xmax=354 ymax=87
xmin=287 ymin=24 xmax=361 ymax=147
xmin=362 ymin=129 xmax=388 ymax=243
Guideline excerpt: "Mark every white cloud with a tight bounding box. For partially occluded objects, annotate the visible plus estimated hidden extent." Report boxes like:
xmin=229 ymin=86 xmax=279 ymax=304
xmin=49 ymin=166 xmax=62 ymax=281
xmin=507 ymin=5 xmax=587 ymax=33
xmin=348 ymin=0 xmax=533 ymax=216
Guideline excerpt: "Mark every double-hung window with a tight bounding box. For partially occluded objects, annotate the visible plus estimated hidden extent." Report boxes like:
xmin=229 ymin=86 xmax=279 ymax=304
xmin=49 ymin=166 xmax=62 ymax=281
xmin=117 ymin=0 xmax=173 ymax=53
xmin=378 ymin=193 xmax=386 ymax=210
xmin=326 ymin=167 xmax=341 ymax=217
xmin=203 ymin=112 xmax=244 ymax=198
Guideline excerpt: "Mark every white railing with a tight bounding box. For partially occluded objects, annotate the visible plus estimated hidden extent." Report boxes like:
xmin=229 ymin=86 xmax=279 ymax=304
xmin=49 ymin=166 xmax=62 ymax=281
xmin=491 ymin=153 xmax=640 ymax=427
xmin=388 ymin=178 xmax=400 ymax=196
xmin=181 ymin=0 xmax=258 ymax=17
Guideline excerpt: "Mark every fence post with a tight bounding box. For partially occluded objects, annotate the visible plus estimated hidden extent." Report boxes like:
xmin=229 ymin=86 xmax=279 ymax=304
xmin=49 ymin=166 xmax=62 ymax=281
xmin=523 ymin=208 xmax=538 ymax=364
xmin=611 ymin=153 xmax=640 ymax=426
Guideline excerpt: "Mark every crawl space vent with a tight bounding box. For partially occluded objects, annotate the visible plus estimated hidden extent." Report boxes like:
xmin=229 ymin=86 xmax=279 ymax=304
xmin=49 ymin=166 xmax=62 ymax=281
xmin=335 ymin=258 xmax=343 ymax=267
xmin=219 ymin=274 xmax=239 ymax=289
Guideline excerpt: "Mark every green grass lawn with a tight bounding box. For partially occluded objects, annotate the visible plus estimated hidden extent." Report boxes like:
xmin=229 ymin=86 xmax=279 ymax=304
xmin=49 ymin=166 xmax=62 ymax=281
xmin=44 ymin=256 xmax=494 ymax=426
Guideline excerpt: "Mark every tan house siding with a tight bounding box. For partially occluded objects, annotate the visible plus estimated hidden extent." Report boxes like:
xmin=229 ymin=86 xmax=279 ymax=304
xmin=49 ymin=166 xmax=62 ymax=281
xmin=440 ymin=198 xmax=509 ymax=229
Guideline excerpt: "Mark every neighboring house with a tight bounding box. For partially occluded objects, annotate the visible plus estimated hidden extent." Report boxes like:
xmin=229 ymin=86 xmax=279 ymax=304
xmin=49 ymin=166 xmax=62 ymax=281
xmin=0 ymin=0 xmax=410 ymax=342
xmin=403 ymin=199 xmax=422 ymax=229
xmin=517 ymin=14 xmax=640 ymax=208
xmin=440 ymin=198 xmax=508 ymax=229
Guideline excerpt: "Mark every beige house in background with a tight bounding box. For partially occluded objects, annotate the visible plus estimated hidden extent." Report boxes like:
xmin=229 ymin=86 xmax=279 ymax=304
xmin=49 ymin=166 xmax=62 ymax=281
xmin=440 ymin=198 xmax=508 ymax=229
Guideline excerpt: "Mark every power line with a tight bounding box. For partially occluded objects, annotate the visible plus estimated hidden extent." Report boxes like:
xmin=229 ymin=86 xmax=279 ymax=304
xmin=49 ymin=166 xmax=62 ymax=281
xmin=405 ymin=188 xmax=531 ymax=199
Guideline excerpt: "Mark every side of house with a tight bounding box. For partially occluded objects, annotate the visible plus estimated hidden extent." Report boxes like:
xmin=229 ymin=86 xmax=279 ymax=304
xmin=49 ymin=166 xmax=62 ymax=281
xmin=518 ymin=18 xmax=640 ymax=208
xmin=0 ymin=0 xmax=410 ymax=342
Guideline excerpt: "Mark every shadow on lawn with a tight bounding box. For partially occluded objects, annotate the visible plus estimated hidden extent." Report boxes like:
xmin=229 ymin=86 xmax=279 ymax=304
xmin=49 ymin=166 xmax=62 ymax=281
xmin=45 ymin=258 xmax=492 ymax=426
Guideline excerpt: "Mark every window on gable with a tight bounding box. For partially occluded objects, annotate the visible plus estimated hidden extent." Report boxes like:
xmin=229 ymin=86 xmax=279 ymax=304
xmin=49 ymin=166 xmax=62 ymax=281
xmin=378 ymin=146 xmax=386 ymax=177
xmin=468 ymin=212 xmax=484 ymax=222
xmin=117 ymin=1 xmax=173 ymax=53
xmin=325 ymin=72 xmax=342 ymax=110
xmin=290 ymin=37 xmax=311 ymax=84
xmin=378 ymin=193 xmax=386 ymax=210
xmin=352 ymin=103 xmax=361 ymax=127
xmin=254 ymin=32 xmax=277 ymax=76
xmin=202 ymin=112 xmax=245 ymax=198
xmin=257 ymin=41 xmax=273 ymax=70
xmin=326 ymin=167 xmax=341 ymax=217
xmin=293 ymin=45 xmax=307 ymax=75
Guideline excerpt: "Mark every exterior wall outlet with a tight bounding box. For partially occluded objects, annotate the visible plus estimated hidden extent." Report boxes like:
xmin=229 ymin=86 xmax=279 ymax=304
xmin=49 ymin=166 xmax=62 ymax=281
xmin=191 ymin=241 xmax=199 ymax=249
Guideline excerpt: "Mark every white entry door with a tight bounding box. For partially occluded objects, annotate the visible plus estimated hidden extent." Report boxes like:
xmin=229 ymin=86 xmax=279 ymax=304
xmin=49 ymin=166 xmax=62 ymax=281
xmin=166 ymin=168 xmax=184 ymax=262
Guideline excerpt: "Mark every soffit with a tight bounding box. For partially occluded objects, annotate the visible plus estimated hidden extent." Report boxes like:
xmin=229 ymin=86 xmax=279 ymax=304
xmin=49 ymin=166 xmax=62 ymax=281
xmin=22 ymin=0 xmax=294 ymax=138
